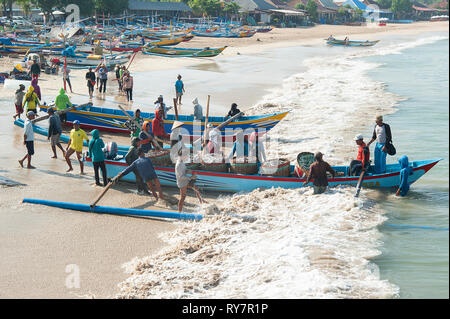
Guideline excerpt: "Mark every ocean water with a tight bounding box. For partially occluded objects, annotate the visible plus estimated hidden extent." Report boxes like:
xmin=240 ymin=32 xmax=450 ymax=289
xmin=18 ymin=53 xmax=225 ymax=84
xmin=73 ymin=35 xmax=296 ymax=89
xmin=115 ymin=33 xmax=448 ymax=299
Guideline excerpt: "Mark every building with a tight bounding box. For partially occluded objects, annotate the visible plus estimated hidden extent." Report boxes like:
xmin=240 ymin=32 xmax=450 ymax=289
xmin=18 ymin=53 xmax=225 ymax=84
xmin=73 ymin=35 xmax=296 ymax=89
xmin=412 ymin=1 xmax=449 ymax=20
xmin=342 ymin=0 xmax=393 ymax=20
xmin=127 ymin=0 xmax=192 ymax=18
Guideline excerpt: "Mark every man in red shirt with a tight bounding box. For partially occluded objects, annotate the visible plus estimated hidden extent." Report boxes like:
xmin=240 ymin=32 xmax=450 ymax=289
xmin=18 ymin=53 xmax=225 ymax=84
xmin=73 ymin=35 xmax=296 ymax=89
xmin=348 ymin=134 xmax=370 ymax=176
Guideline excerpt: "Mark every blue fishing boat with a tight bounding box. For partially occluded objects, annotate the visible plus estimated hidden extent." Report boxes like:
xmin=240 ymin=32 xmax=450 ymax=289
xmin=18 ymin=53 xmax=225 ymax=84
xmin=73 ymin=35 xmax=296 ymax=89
xmin=326 ymin=38 xmax=380 ymax=47
xmin=38 ymin=104 xmax=290 ymax=139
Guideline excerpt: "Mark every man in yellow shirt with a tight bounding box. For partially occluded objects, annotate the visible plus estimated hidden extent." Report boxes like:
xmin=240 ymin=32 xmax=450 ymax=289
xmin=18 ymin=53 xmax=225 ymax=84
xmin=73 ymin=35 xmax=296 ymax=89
xmin=65 ymin=120 xmax=89 ymax=174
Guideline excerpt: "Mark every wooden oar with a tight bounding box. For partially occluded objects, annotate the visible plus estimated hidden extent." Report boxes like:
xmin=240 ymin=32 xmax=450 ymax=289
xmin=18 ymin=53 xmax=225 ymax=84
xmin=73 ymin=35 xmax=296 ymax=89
xmin=354 ymin=170 xmax=366 ymax=198
xmin=32 ymin=102 xmax=91 ymax=124
xmin=117 ymin=105 xmax=167 ymax=147
xmin=90 ymin=179 xmax=115 ymax=208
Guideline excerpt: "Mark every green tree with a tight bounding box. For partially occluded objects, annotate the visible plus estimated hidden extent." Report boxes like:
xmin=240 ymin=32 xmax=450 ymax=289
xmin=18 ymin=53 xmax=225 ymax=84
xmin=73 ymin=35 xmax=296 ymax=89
xmin=295 ymin=3 xmax=305 ymax=10
xmin=188 ymin=0 xmax=222 ymax=17
xmin=375 ymin=0 xmax=392 ymax=9
xmin=60 ymin=0 xmax=96 ymax=17
xmin=391 ymin=0 xmax=413 ymax=18
xmin=305 ymin=0 xmax=318 ymax=22
xmin=94 ymin=0 xmax=129 ymax=15
xmin=223 ymin=2 xmax=240 ymax=16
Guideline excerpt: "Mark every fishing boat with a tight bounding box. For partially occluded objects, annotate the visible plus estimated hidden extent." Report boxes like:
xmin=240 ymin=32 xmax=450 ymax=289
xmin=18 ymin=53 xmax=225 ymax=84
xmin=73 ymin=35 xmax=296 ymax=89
xmin=38 ymin=104 xmax=289 ymax=138
xmin=60 ymin=52 xmax=131 ymax=68
xmin=326 ymin=38 xmax=380 ymax=47
xmin=85 ymin=153 xmax=441 ymax=193
xmin=0 ymin=37 xmax=64 ymax=54
xmin=142 ymin=45 xmax=227 ymax=58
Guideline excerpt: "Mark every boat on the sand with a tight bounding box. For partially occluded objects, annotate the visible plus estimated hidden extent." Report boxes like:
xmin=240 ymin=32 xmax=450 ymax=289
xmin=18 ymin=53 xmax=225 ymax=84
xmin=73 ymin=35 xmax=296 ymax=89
xmin=142 ymin=45 xmax=227 ymax=57
xmin=326 ymin=38 xmax=380 ymax=47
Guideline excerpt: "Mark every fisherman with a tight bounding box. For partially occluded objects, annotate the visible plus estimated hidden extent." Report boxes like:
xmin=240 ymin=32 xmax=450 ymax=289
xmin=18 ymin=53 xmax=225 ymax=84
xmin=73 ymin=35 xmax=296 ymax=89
xmin=85 ymin=67 xmax=96 ymax=99
xmin=327 ymin=35 xmax=335 ymax=41
xmin=88 ymin=129 xmax=107 ymax=187
xmin=30 ymin=59 xmax=40 ymax=80
xmin=226 ymin=103 xmax=242 ymax=118
xmin=65 ymin=120 xmax=89 ymax=174
xmin=367 ymin=115 xmax=392 ymax=174
xmin=98 ymin=64 xmax=108 ymax=94
xmin=47 ymin=108 xmax=65 ymax=159
xmin=348 ymin=134 xmax=370 ymax=176
xmin=115 ymin=65 xmax=122 ymax=92
xmin=396 ymin=155 xmax=413 ymax=197
xmin=192 ymin=97 xmax=203 ymax=121
xmin=125 ymin=137 xmax=149 ymax=195
xmin=154 ymin=95 xmax=172 ymax=119
xmin=124 ymin=109 xmax=143 ymax=138
xmin=303 ymin=152 xmax=336 ymax=194
xmin=122 ymin=70 xmax=133 ymax=102
xmin=152 ymin=109 xmax=170 ymax=148
xmin=344 ymin=37 xmax=349 ymax=45
xmin=63 ymin=66 xmax=73 ymax=93
xmin=18 ymin=111 xmax=36 ymax=169
xmin=31 ymin=78 xmax=41 ymax=100
xmin=22 ymin=86 xmax=40 ymax=115
xmin=13 ymin=84 xmax=26 ymax=120
xmin=204 ymin=123 xmax=222 ymax=155
xmin=227 ymin=129 xmax=249 ymax=162
xmin=175 ymin=74 xmax=185 ymax=105
xmin=138 ymin=120 xmax=162 ymax=152
xmin=176 ymin=148 xmax=206 ymax=212
xmin=112 ymin=147 xmax=165 ymax=201
xmin=54 ymin=88 xmax=72 ymax=123
xmin=249 ymin=131 xmax=267 ymax=164
xmin=170 ymin=120 xmax=185 ymax=148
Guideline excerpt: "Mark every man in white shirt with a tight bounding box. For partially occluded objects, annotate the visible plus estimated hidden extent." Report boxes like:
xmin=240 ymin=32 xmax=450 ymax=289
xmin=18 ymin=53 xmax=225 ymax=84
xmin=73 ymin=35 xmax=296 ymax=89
xmin=19 ymin=111 xmax=36 ymax=169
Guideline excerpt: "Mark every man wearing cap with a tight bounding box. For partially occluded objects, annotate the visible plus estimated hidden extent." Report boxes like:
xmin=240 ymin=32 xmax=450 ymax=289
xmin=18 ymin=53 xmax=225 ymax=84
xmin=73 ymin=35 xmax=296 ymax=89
xmin=112 ymin=147 xmax=164 ymax=201
xmin=348 ymin=134 xmax=370 ymax=176
xmin=154 ymin=95 xmax=172 ymax=119
xmin=226 ymin=103 xmax=241 ymax=118
xmin=303 ymin=152 xmax=336 ymax=194
xmin=367 ymin=115 xmax=392 ymax=174
xmin=47 ymin=108 xmax=65 ymax=159
xmin=18 ymin=111 xmax=36 ymax=169
xmin=65 ymin=120 xmax=89 ymax=174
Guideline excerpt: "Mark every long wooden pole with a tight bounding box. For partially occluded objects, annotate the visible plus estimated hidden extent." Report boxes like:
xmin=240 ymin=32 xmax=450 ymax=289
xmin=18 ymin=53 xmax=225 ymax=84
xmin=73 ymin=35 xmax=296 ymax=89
xmin=354 ymin=170 xmax=366 ymax=198
xmin=203 ymin=95 xmax=210 ymax=143
xmin=90 ymin=180 xmax=115 ymax=208
xmin=173 ymin=98 xmax=179 ymax=120
xmin=32 ymin=102 xmax=92 ymax=124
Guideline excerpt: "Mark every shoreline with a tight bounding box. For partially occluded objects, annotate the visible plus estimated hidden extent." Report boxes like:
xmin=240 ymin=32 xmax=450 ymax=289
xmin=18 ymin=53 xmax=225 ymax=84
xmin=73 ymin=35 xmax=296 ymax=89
xmin=0 ymin=21 xmax=448 ymax=299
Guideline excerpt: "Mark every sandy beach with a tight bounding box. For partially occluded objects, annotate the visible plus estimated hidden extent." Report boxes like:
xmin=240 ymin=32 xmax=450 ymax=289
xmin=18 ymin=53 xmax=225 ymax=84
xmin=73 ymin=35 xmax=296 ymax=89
xmin=0 ymin=21 xmax=448 ymax=298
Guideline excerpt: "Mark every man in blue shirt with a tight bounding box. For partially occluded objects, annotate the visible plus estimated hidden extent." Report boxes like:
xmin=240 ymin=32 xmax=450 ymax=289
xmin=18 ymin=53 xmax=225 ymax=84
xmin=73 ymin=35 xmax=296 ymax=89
xmin=175 ymin=74 xmax=185 ymax=105
xmin=112 ymin=147 xmax=164 ymax=200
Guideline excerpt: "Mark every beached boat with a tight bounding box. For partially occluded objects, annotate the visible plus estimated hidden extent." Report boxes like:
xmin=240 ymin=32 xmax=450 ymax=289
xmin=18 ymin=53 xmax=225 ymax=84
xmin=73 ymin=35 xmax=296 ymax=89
xmin=85 ymin=154 xmax=441 ymax=193
xmin=142 ymin=45 xmax=227 ymax=58
xmin=326 ymin=38 xmax=380 ymax=47
xmin=0 ymin=37 xmax=64 ymax=54
xmin=61 ymin=52 xmax=131 ymax=68
xmin=38 ymin=104 xmax=289 ymax=138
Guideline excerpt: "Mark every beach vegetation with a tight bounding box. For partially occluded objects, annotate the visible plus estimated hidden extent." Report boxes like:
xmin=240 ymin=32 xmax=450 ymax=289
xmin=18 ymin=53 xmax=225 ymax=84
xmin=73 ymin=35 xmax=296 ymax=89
xmin=187 ymin=0 xmax=239 ymax=17
xmin=305 ymin=0 xmax=318 ymax=22
xmin=390 ymin=0 xmax=413 ymax=18
xmin=295 ymin=3 xmax=306 ymax=10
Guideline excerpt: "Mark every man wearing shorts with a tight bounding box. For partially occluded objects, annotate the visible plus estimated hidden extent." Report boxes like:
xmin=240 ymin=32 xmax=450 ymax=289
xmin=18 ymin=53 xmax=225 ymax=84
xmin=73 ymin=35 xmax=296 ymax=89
xmin=65 ymin=120 xmax=89 ymax=174
xmin=175 ymin=74 xmax=185 ymax=105
xmin=19 ymin=111 xmax=36 ymax=169
xmin=47 ymin=108 xmax=65 ymax=159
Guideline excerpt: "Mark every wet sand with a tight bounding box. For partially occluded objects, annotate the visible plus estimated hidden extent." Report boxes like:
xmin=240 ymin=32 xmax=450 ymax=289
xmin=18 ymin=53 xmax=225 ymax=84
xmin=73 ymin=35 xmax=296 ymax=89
xmin=0 ymin=21 xmax=448 ymax=298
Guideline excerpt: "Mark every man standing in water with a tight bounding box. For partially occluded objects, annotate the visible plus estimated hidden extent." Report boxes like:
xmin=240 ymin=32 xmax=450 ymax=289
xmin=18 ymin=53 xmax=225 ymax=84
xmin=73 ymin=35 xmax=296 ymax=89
xmin=19 ymin=111 xmax=36 ymax=169
xmin=65 ymin=120 xmax=89 ymax=174
xmin=367 ymin=115 xmax=392 ymax=174
xmin=303 ymin=152 xmax=336 ymax=194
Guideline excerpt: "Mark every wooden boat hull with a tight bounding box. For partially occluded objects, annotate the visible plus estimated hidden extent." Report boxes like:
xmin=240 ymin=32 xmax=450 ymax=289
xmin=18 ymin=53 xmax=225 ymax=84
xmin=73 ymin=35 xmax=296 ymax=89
xmin=85 ymin=156 xmax=441 ymax=193
xmin=326 ymin=39 xmax=380 ymax=47
xmin=142 ymin=45 xmax=226 ymax=57
xmin=38 ymin=104 xmax=289 ymax=139
xmin=62 ymin=54 xmax=130 ymax=67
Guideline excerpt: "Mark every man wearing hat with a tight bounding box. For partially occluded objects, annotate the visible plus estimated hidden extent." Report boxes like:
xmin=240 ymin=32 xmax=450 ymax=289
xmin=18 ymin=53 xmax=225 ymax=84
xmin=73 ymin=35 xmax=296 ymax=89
xmin=303 ymin=152 xmax=336 ymax=194
xmin=170 ymin=120 xmax=184 ymax=148
xmin=367 ymin=115 xmax=392 ymax=174
xmin=18 ymin=111 xmax=36 ymax=169
xmin=47 ymin=108 xmax=65 ymax=159
xmin=154 ymin=95 xmax=172 ymax=119
xmin=348 ymin=134 xmax=370 ymax=176
xmin=65 ymin=120 xmax=89 ymax=174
